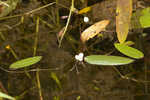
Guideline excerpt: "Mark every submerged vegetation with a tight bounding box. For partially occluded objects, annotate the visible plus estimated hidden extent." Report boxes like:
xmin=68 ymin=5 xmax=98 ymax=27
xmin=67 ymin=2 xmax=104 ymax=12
xmin=0 ymin=0 xmax=150 ymax=100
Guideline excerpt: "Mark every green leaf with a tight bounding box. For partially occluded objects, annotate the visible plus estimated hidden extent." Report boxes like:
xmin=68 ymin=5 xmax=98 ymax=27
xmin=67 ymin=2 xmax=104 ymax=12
xmin=124 ymin=41 xmax=134 ymax=46
xmin=10 ymin=56 xmax=42 ymax=69
xmin=84 ymin=55 xmax=134 ymax=65
xmin=0 ymin=91 xmax=15 ymax=100
xmin=140 ymin=7 xmax=150 ymax=28
xmin=114 ymin=43 xmax=144 ymax=59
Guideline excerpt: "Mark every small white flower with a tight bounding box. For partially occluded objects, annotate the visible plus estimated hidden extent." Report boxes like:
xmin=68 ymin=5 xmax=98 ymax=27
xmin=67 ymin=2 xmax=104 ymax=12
xmin=75 ymin=53 xmax=84 ymax=61
xmin=84 ymin=16 xmax=89 ymax=23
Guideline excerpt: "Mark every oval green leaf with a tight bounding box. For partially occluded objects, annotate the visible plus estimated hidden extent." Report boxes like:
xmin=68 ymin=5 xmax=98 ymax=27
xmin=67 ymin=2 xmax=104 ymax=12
xmin=114 ymin=43 xmax=144 ymax=59
xmin=84 ymin=55 xmax=134 ymax=65
xmin=10 ymin=56 xmax=42 ymax=69
xmin=140 ymin=7 xmax=150 ymax=28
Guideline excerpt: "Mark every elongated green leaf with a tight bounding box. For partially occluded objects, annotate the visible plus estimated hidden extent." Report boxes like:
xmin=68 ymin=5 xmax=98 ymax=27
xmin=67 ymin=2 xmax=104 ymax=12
xmin=116 ymin=0 xmax=132 ymax=43
xmin=84 ymin=55 xmax=134 ymax=65
xmin=140 ymin=7 xmax=150 ymax=28
xmin=10 ymin=56 xmax=42 ymax=69
xmin=114 ymin=43 xmax=144 ymax=59
xmin=0 ymin=91 xmax=15 ymax=100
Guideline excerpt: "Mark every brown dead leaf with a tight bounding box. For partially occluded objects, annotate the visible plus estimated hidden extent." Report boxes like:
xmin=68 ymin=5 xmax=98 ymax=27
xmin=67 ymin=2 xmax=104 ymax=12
xmin=81 ymin=20 xmax=110 ymax=43
xmin=116 ymin=0 xmax=132 ymax=43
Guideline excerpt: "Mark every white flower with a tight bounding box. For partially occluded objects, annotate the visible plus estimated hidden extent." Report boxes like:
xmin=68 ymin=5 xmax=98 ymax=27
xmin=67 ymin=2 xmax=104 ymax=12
xmin=75 ymin=53 xmax=84 ymax=61
xmin=84 ymin=16 xmax=89 ymax=23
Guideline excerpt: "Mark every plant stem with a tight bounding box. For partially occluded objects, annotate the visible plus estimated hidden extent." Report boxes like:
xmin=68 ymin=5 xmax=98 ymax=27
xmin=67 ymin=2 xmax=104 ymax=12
xmin=33 ymin=16 xmax=39 ymax=56
xmin=36 ymin=68 xmax=43 ymax=100
xmin=58 ymin=0 xmax=74 ymax=47
xmin=0 ymin=2 xmax=56 ymax=21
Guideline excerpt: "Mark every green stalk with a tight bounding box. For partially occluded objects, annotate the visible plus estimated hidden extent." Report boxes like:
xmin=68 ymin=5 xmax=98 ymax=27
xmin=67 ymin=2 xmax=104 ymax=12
xmin=58 ymin=0 xmax=74 ymax=47
xmin=33 ymin=16 xmax=39 ymax=56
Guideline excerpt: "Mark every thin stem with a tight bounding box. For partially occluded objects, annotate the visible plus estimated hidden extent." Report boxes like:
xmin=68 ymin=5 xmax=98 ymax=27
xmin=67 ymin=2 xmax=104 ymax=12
xmin=5 ymin=45 xmax=19 ymax=60
xmin=36 ymin=68 xmax=43 ymax=100
xmin=0 ymin=2 xmax=56 ymax=21
xmin=10 ymin=48 xmax=19 ymax=60
xmin=113 ymin=66 xmax=139 ymax=82
xmin=58 ymin=0 xmax=74 ymax=47
xmin=0 ymin=32 xmax=6 ymax=41
xmin=33 ymin=16 xmax=39 ymax=56
xmin=0 ymin=67 xmax=60 ymax=73
xmin=56 ymin=0 xmax=60 ymax=25
xmin=25 ymin=2 xmax=56 ymax=15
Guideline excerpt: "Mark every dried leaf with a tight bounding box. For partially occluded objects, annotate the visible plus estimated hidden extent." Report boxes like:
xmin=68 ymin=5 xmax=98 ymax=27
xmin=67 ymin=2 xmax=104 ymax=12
xmin=81 ymin=20 xmax=110 ymax=43
xmin=116 ymin=0 xmax=132 ymax=43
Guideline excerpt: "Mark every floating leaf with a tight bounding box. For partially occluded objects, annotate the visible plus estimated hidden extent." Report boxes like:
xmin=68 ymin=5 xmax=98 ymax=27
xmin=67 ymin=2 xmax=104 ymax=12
xmin=10 ymin=56 xmax=42 ymax=69
xmin=140 ymin=7 xmax=150 ymax=28
xmin=116 ymin=0 xmax=132 ymax=43
xmin=81 ymin=20 xmax=110 ymax=43
xmin=0 ymin=91 xmax=15 ymax=100
xmin=84 ymin=55 xmax=134 ymax=65
xmin=78 ymin=6 xmax=91 ymax=14
xmin=114 ymin=43 xmax=144 ymax=59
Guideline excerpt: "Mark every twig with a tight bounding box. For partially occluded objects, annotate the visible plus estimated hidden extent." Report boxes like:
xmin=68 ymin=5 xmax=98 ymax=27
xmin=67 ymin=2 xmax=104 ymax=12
xmin=112 ymin=66 xmax=150 ymax=83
